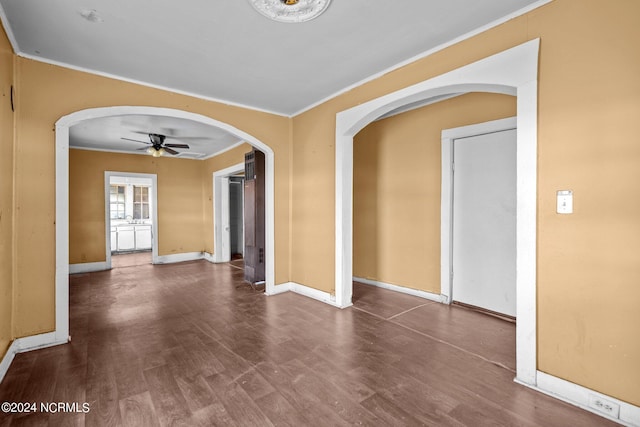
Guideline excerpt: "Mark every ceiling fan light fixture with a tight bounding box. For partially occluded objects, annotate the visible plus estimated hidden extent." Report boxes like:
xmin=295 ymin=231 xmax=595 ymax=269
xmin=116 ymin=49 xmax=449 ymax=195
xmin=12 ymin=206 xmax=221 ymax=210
xmin=152 ymin=147 xmax=165 ymax=157
xmin=248 ymin=0 xmax=331 ymax=23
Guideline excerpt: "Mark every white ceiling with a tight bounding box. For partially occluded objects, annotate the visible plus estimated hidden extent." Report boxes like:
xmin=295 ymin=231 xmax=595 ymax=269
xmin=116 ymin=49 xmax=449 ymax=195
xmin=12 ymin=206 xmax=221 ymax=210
xmin=0 ymin=0 xmax=544 ymax=157
xmin=69 ymin=115 xmax=244 ymax=159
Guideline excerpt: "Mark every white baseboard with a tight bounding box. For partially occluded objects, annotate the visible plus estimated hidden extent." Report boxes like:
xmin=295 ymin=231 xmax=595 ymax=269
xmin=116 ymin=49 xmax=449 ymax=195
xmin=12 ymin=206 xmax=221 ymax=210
xmin=353 ymin=276 xmax=448 ymax=304
xmin=266 ymin=282 xmax=346 ymax=308
xmin=0 ymin=340 xmax=18 ymax=384
xmin=203 ymin=252 xmax=215 ymax=263
xmin=155 ymin=252 xmax=204 ymax=264
xmin=0 ymin=332 xmax=68 ymax=384
xmin=516 ymin=371 xmax=639 ymax=427
xmin=265 ymin=282 xmax=292 ymax=296
xmin=69 ymin=261 xmax=108 ymax=274
xmin=289 ymin=282 xmax=344 ymax=308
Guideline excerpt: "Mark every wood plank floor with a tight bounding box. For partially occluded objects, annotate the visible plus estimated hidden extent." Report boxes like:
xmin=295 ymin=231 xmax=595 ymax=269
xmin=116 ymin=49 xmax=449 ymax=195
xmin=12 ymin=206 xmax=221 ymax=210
xmin=0 ymin=259 xmax=615 ymax=426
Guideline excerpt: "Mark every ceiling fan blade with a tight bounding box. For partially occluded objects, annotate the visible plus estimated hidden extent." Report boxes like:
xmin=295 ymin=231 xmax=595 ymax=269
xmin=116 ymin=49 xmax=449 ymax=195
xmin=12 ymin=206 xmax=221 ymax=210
xmin=163 ymin=147 xmax=179 ymax=155
xmin=121 ymin=137 xmax=150 ymax=145
xmin=136 ymin=146 xmax=149 ymax=151
xmin=164 ymin=143 xmax=189 ymax=149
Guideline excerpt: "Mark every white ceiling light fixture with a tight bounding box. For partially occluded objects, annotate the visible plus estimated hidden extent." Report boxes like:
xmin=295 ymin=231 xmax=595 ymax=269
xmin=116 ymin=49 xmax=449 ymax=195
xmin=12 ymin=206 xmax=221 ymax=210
xmin=248 ymin=0 xmax=332 ymax=23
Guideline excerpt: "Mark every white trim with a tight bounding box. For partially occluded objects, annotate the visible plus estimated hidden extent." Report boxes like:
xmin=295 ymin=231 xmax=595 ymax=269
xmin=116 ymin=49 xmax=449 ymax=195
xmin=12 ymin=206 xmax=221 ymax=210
xmin=0 ymin=340 xmax=18 ymax=384
xmin=13 ymin=332 xmax=66 ymax=352
xmin=69 ymin=262 xmax=109 ymax=274
xmin=104 ymin=171 xmax=159 ymax=267
xmin=335 ymin=40 xmax=539 ymax=387
xmin=155 ymin=252 xmax=204 ymax=264
xmin=518 ymin=371 xmax=640 ymax=427
xmin=292 ymin=0 xmax=553 ymax=117
xmin=284 ymin=282 xmax=346 ymax=308
xmin=440 ymin=117 xmax=517 ymax=303
xmin=354 ymin=277 xmax=447 ymax=304
xmin=55 ymin=120 xmax=71 ymax=346
xmin=213 ymin=162 xmax=245 ymax=263
xmin=0 ymin=332 xmax=68 ymax=384
xmin=203 ymin=252 xmax=215 ymax=263
xmin=265 ymin=282 xmax=292 ymax=296
xmin=264 ymin=282 xmax=347 ymax=308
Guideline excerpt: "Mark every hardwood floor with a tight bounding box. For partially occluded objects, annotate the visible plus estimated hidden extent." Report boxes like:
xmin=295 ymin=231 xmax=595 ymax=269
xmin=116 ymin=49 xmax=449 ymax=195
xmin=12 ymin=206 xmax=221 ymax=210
xmin=0 ymin=261 xmax=615 ymax=426
xmin=111 ymin=252 xmax=152 ymax=269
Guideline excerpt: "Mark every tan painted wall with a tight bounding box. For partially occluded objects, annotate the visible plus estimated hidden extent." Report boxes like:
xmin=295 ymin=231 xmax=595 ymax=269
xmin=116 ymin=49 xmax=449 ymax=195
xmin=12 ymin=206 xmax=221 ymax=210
xmin=12 ymin=57 xmax=291 ymax=339
xmin=69 ymin=149 xmax=206 ymax=263
xmin=202 ymin=143 xmax=252 ymax=255
xmin=292 ymin=0 xmax=640 ymax=406
xmin=0 ymin=24 xmax=14 ymax=355
xmin=3 ymin=0 xmax=639 ymax=408
xmin=353 ymin=93 xmax=516 ymax=292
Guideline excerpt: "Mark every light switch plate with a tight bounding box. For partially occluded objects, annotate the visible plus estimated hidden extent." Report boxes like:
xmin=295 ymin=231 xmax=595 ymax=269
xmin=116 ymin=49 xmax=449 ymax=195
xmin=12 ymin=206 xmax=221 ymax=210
xmin=557 ymin=190 xmax=573 ymax=214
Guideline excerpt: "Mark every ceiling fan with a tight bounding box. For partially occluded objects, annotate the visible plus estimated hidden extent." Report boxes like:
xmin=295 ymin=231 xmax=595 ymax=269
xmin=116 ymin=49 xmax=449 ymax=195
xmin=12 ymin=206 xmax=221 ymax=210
xmin=121 ymin=133 xmax=190 ymax=157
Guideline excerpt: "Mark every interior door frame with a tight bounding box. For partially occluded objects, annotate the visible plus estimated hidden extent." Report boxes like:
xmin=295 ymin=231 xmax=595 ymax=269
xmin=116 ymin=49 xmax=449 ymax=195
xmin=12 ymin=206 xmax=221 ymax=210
xmin=213 ymin=162 xmax=245 ymax=263
xmin=440 ymin=116 xmax=517 ymax=304
xmin=104 ymin=171 xmax=159 ymax=268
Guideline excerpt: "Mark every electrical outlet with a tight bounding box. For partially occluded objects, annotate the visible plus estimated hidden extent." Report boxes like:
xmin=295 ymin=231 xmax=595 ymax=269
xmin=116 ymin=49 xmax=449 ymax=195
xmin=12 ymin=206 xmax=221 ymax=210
xmin=588 ymin=395 xmax=620 ymax=418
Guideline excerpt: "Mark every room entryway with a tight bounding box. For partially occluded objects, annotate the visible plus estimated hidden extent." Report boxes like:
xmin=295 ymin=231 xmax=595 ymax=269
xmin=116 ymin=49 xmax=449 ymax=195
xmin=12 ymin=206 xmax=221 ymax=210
xmin=105 ymin=172 xmax=158 ymax=269
xmin=451 ymin=127 xmax=516 ymax=318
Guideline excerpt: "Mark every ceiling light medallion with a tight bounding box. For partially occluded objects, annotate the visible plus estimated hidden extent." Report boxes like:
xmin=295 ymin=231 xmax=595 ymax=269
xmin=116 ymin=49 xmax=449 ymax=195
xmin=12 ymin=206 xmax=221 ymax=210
xmin=78 ymin=9 xmax=104 ymax=23
xmin=248 ymin=0 xmax=331 ymax=23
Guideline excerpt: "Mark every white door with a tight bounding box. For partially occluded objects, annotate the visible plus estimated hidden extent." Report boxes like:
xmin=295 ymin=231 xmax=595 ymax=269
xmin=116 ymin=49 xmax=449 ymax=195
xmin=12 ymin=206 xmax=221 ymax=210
xmin=452 ymin=128 xmax=516 ymax=317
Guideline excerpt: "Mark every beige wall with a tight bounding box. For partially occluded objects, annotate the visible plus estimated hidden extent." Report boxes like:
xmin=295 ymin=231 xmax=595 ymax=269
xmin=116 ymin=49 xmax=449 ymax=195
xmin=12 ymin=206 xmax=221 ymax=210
xmin=2 ymin=0 xmax=639 ymax=409
xmin=70 ymin=149 xmax=206 ymax=263
xmin=12 ymin=57 xmax=291 ymax=339
xmin=353 ymin=93 xmax=516 ymax=292
xmin=292 ymin=0 xmax=640 ymax=406
xmin=0 ymin=24 xmax=14 ymax=356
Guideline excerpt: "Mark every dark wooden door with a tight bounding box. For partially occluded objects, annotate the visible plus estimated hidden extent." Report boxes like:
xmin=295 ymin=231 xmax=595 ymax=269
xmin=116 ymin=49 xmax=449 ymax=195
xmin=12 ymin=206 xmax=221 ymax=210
xmin=243 ymin=150 xmax=265 ymax=284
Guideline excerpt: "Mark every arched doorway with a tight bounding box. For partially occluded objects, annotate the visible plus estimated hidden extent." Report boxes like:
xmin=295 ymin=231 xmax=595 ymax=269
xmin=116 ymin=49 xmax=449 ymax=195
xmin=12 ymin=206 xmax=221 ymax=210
xmin=54 ymin=106 xmax=276 ymax=345
xmin=334 ymin=39 xmax=539 ymax=386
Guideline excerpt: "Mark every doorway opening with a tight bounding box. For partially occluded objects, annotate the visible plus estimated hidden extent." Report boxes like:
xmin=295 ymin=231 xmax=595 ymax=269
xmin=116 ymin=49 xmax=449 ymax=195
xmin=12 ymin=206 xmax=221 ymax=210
xmin=105 ymin=172 xmax=158 ymax=269
xmin=213 ymin=162 xmax=245 ymax=264
xmin=229 ymin=175 xmax=245 ymax=262
xmin=441 ymin=117 xmax=517 ymax=320
xmin=55 ymin=106 xmax=277 ymax=351
xmin=212 ymin=150 xmax=266 ymax=288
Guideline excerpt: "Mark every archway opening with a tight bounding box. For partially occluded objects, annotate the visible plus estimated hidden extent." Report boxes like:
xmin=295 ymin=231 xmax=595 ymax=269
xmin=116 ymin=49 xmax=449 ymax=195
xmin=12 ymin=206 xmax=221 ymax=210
xmin=335 ymin=39 xmax=539 ymax=386
xmin=54 ymin=106 xmax=276 ymax=345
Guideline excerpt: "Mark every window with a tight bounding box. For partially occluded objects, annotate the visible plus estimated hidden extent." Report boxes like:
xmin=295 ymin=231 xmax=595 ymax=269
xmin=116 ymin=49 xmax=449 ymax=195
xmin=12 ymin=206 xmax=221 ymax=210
xmin=109 ymin=185 xmax=126 ymax=219
xmin=133 ymin=186 xmax=150 ymax=219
